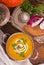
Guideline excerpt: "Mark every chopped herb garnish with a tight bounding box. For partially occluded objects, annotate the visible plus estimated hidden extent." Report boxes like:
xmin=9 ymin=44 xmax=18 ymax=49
xmin=21 ymin=38 xmax=27 ymax=45
xmin=12 ymin=43 xmax=17 ymax=48
xmin=20 ymin=0 xmax=44 ymax=17
xmin=20 ymin=52 xmax=25 ymax=57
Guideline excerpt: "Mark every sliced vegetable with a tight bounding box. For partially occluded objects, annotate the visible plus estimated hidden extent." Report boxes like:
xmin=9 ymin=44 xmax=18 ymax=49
xmin=29 ymin=14 xmax=43 ymax=27
xmin=32 ymin=18 xmax=43 ymax=27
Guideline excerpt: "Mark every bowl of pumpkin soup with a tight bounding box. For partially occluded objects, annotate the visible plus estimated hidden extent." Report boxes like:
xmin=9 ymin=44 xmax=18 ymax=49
xmin=6 ymin=33 xmax=34 ymax=61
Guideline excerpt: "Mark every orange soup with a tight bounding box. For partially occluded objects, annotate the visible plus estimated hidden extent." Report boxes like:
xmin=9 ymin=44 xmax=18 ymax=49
xmin=6 ymin=33 xmax=33 ymax=60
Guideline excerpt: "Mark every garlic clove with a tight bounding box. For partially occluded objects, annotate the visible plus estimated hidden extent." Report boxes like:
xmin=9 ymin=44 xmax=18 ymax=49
xmin=18 ymin=12 xmax=30 ymax=23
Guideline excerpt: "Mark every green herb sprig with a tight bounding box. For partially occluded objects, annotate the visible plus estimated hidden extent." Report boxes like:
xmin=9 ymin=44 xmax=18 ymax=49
xmin=20 ymin=52 xmax=25 ymax=57
xmin=21 ymin=38 xmax=27 ymax=45
xmin=20 ymin=0 xmax=44 ymax=17
xmin=20 ymin=0 xmax=33 ymax=14
xmin=31 ymin=4 xmax=44 ymax=16
xmin=12 ymin=43 xmax=17 ymax=49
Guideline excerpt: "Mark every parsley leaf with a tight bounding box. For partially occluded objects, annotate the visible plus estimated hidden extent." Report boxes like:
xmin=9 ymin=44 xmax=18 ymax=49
xmin=12 ymin=43 xmax=17 ymax=48
xmin=20 ymin=52 xmax=25 ymax=57
xmin=20 ymin=0 xmax=33 ymax=14
xmin=20 ymin=0 xmax=44 ymax=17
xmin=21 ymin=38 xmax=27 ymax=45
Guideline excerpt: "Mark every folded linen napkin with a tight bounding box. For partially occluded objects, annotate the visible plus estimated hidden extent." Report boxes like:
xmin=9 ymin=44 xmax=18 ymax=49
xmin=0 ymin=44 xmax=32 ymax=65
xmin=0 ymin=30 xmax=43 ymax=65
xmin=0 ymin=30 xmax=32 ymax=65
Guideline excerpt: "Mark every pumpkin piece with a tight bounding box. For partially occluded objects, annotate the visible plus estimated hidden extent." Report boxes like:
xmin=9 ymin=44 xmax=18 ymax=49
xmin=1 ymin=0 xmax=25 ymax=7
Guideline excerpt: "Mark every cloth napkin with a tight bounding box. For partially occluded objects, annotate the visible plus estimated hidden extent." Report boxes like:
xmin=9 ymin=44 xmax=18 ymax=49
xmin=0 ymin=45 xmax=32 ymax=65
xmin=0 ymin=30 xmax=43 ymax=65
xmin=0 ymin=30 xmax=32 ymax=65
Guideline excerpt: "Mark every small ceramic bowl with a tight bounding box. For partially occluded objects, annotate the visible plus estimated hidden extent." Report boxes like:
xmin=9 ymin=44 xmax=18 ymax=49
xmin=0 ymin=3 xmax=10 ymax=27
xmin=11 ymin=7 xmax=30 ymax=31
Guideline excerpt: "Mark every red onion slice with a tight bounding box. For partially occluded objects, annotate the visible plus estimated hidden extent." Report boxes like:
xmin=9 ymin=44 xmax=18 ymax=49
xmin=29 ymin=14 xmax=43 ymax=27
xmin=32 ymin=18 xmax=43 ymax=27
